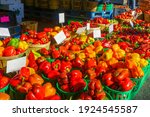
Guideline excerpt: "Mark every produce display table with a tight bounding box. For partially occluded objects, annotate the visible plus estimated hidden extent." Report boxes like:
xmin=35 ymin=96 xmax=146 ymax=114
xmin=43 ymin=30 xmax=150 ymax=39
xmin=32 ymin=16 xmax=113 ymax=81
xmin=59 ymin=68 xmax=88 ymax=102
xmin=0 ymin=7 xmax=150 ymax=100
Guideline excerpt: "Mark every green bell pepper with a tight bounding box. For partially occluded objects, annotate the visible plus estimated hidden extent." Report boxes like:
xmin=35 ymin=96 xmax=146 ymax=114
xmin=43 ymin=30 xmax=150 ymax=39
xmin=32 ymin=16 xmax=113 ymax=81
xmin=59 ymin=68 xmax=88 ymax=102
xmin=7 ymin=38 xmax=19 ymax=48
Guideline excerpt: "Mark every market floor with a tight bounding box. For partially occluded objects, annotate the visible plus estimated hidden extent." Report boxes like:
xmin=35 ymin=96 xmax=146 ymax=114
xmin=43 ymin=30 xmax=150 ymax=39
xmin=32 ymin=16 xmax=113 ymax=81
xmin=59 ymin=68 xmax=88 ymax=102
xmin=25 ymin=19 xmax=150 ymax=100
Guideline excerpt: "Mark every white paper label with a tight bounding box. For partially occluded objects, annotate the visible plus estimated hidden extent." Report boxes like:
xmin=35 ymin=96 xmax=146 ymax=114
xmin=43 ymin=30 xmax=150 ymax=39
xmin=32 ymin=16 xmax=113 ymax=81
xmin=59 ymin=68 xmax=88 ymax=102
xmin=130 ymin=20 xmax=134 ymax=27
xmin=93 ymin=28 xmax=101 ymax=38
xmin=86 ymin=23 xmax=90 ymax=30
xmin=54 ymin=30 xmax=66 ymax=44
xmin=59 ymin=13 xmax=65 ymax=24
xmin=132 ymin=11 xmax=136 ymax=16
xmin=0 ymin=28 xmax=10 ymax=37
xmin=6 ymin=56 xmax=26 ymax=73
xmin=76 ymin=27 xmax=86 ymax=34
xmin=109 ymin=24 xmax=114 ymax=33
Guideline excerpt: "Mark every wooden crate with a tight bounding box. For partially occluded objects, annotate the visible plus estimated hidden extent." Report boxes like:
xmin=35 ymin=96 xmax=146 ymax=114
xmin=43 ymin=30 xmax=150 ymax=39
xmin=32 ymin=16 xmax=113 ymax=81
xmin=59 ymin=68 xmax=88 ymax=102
xmin=83 ymin=1 xmax=98 ymax=12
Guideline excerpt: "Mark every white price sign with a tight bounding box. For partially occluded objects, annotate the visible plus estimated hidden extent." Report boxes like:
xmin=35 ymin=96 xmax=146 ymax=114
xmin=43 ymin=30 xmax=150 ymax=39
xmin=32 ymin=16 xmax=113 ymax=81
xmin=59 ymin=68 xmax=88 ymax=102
xmin=109 ymin=24 xmax=114 ymax=33
xmin=132 ymin=11 xmax=136 ymax=16
xmin=76 ymin=27 xmax=86 ymax=34
xmin=59 ymin=13 xmax=65 ymax=24
xmin=86 ymin=23 xmax=90 ymax=30
xmin=93 ymin=28 xmax=101 ymax=38
xmin=54 ymin=30 xmax=66 ymax=44
xmin=130 ymin=20 xmax=134 ymax=27
xmin=0 ymin=28 xmax=10 ymax=37
xmin=6 ymin=56 xmax=26 ymax=73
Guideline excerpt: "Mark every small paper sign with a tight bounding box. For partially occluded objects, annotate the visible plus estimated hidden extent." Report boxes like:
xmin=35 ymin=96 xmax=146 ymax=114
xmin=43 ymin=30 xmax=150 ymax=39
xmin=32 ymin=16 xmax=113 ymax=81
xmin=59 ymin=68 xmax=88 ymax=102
xmin=0 ymin=28 xmax=10 ymax=37
xmin=86 ymin=23 xmax=90 ymax=30
xmin=76 ymin=27 xmax=86 ymax=34
xmin=6 ymin=56 xmax=26 ymax=73
xmin=93 ymin=28 xmax=101 ymax=38
xmin=109 ymin=24 xmax=114 ymax=33
xmin=54 ymin=30 xmax=66 ymax=44
xmin=59 ymin=13 xmax=65 ymax=24
xmin=132 ymin=11 xmax=136 ymax=16
xmin=130 ymin=20 xmax=134 ymax=27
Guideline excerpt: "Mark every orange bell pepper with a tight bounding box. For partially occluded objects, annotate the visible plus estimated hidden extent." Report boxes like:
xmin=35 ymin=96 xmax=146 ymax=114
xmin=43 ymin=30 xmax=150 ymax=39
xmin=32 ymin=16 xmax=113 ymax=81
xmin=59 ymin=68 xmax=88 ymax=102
xmin=131 ymin=66 xmax=144 ymax=78
xmin=43 ymin=83 xmax=56 ymax=99
xmin=28 ymin=74 xmax=44 ymax=85
xmin=0 ymin=93 xmax=10 ymax=100
xmin=0 ymin=47 xmax=4 ymax=56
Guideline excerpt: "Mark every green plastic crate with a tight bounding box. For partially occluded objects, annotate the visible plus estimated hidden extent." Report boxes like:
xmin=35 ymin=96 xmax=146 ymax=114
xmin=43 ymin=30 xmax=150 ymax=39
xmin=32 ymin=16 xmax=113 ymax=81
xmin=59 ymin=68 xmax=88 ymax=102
xmin=130 ymin=65 xmax=148 ymax=99
xmin=56 ymin=80 xmax=88 ymax=100
xmin=96 ymin=4 xmax=103 ymax=12
xmin=106 ymin=4 xmax=113 ymax=11
xmin=41 ymin=73 xmax=57 ymax=86
xmin=103 ymin=85 xmax=132 ymax=100
xmin=9 ymin=86 xmax=26 ymax=100
xmin=0 ymin=84 xmax=9 ymax=93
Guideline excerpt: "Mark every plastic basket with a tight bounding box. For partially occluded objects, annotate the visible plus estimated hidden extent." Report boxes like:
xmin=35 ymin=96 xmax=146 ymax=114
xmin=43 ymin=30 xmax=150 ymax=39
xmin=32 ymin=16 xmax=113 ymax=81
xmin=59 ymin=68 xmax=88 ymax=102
xmin=130 ymin=66 xmax=148 ymax=99
xmin=56 ymin=80 xmax=88 ymax=100
xmin=9 ymin=86 xmax=26 ymax=100
xmin=0 ymin=84 xmax=9 ymax=93
xmin=103 ymin=85 xmax=132 ymax=100
xmin=0 ymin=51 xmax=26 ymax=70
xmin=41 ymin=73 xmax=57 ymax=86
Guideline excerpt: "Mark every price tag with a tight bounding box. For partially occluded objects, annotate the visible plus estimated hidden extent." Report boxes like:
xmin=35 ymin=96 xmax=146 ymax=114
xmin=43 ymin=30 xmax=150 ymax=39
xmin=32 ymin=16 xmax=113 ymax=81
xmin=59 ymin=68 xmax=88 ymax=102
xmin=93 ymin=28 xmax=101 ymax=38
xmin=76 ymin=27 xmax=86 ymax=34
xmin=86 ymin=23 xmax=90 ymax=30
xmin=109 ymin=24 xmax=114 ymax=33
xmin=6 ymin=56 xmax=26 ymax=73
xmin=0 ymin=28 xmax=10 ymax=37
xmin=59 ymin=13 xmax=65 ymax=24
xmin=130 ymin=20 xmax=134 ymax=27
xmin=54 ymin=30 xmax=66 ymax=44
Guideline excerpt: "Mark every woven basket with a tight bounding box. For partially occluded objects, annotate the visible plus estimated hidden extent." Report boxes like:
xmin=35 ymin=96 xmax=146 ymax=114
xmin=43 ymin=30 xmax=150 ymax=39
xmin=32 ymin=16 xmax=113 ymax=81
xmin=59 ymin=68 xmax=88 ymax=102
xmin=0 ymin=51 xmax=27 ymax=70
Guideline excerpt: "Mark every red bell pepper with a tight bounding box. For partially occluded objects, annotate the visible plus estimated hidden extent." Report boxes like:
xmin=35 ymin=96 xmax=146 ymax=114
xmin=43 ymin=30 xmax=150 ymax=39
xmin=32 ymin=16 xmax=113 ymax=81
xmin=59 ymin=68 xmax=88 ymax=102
xmin=72 ymin=57 xmax=84 ymax=68
xmin=39 ymin=60 xmax=51 ymax=75
xmin=28 ymin=52 xmax=38 ymax=71
xmin=85 ymin=58 xmax=97 ymax=69
xmin=47 ymin=70 xmax=60 ymax=79
xmin=52 ymin=60 xmax=61 ymax=71
xmin=52 ymin=49 xmax=60 ymax=59
xmin=20 ymin=34 xmax=28 ymax=41
xmin=19 ymin=67 xmax=30 ymax=81
xmin=60 ymin=61 xmax=72 ymax=73
xmin=26 ymin=84 xmax=45 ymax=100
xmin=40 ymin=48 xmax=50 ymax=56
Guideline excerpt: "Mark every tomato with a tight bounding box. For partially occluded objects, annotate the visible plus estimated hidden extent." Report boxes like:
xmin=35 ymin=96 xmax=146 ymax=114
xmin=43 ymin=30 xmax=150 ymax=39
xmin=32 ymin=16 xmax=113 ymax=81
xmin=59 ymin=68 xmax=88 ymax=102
xmin=3 ymin=46 xmax=16 ymax=56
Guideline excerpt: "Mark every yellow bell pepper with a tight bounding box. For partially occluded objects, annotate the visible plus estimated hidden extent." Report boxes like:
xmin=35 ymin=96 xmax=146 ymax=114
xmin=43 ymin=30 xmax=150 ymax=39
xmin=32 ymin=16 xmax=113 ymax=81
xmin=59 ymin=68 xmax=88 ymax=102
xmin=88 ymin=51 xmax=96 ymax=58
xmin=95 ymin=45 xmax=103 ymax=54
xmin=78 ymin=52 xmax=86 ymax=61
xmin=112 ymin=44 xmax=120 ymax=51
xmin=87 ymin=37 xmax=95 ymax=44
xmin=140 ymin=58 xmax=148 ymax=68
xmin=113 ymin=49 xmax=125 ymax=60
xmin=18 ymin=41 xmax=29 ymax=50
xmin=131 ymin=66 xmax=144 ymax=78
xmin=80 ymin=34 xmax=87 ymax=43
xmin=27 ymin=67 xmax=36 ymax=75
xmin=101 ymin=49 xmax=113 ymax=61
xmin=0 ymin=41 xmax=3 ymax=47
xmin=130 ymin=53 xmax=140 ymax=62
xmin=0 ymin=47 xmax=4 ymax=56
xmin=107 ymin=57 xmax=118 ymax=66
